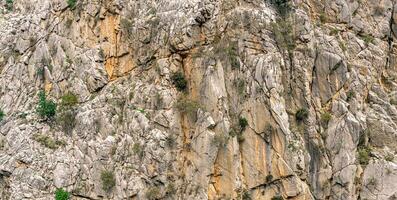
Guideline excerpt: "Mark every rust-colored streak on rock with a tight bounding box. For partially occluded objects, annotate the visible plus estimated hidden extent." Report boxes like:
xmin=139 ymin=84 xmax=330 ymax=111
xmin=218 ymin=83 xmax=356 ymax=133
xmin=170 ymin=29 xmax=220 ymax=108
xmin=100 ymin=15 xmax=119 ymax=80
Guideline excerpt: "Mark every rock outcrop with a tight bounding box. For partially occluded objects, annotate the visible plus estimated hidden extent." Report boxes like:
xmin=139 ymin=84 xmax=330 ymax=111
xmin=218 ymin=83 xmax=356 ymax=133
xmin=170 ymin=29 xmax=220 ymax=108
xmin=0 ymin=0 xmax=397 ymax=199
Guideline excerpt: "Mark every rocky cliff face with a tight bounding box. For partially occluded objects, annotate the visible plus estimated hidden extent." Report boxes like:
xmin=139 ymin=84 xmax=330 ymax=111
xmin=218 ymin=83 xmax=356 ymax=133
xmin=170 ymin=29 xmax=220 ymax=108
xmin=0 ymin=0 xmax=397 ymax=199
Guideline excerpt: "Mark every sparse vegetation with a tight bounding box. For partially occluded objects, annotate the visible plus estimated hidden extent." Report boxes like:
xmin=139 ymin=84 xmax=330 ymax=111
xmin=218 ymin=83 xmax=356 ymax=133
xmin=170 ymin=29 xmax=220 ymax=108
xmin=101 ymin=170 xmax=116 ymax=192
xmin=241 ymin=189 xmax=251 ymax=200
xmin=295 ymin=108 xmax=309 ymax=122
xmin=330 ymin=28 xmax=339 ymax=35
xmin=55 ymin=188 xmax=70 ymax=200
xmin=61 ymin=92 xmax=78 ymax=107
xmin=271 ymin=20 xmax=296 ymax=54
xmin=6 ymin=0 xmax=13 ymax=11
xmin=271 ymin=195 xmax=283 ymax=200
xmin=165 ymin=183 xmax=176 ymax=196
xmin=266 ymin=174 xmax=273 ymax=182
xmin=57 ymin=111 xmax=76 ymax=135
xmin=390 ymin=99 xmax=397 ymax=105
xmin=270 ymin=0 xmax=291 ymax=17
xmin=171 ymin=72 xmax=188 ymax=92
xmin=132 ymin=143 xmax=144 ymax=158
xmin=165 ymin=135 xmax=176 ymax=148
xmin=346 ymin=91 xmax=355 ymax=102
xmin=235 ymin=79 xmax=245 ymax=96
xmin=239 ymin=117 xmax=248 ymax=131
xmin=212 ymin=134 xmax=228 ymax=147
xmin=367 ymin=177 xmax=377 ymax=187
xmin=227 ymin=42 xmax=240 ymax=69
xmin=32 ymin=134 xmax=66 ymax=150
xmin=145 ymin=186 xmax=160 ymax=200
xmin=361 ymin=34 xmax=375 ymax=45
xmin=321 ymin=112 xmax=332 ymax=125
xmin=385 ymin=153 xmax=394 ymax=162
xmin=67 ymin=0 xmax=77 ymax=8
xmin=265 ymin=124 xmax=274 ymax=135
xmin=319 ymin=11 xmax=327 ymax=23
xmin=175 ymin=96 xmax=200 ymax=116
xmin=36 ymin=67 xmax=45 ymax=79
xmin=358 ymin=146 xmax=371 ymax=165
xmin=36 ymin=91 xmax=57 ymax=119
xmin=0 ymin=109 xmax=4 ymax=122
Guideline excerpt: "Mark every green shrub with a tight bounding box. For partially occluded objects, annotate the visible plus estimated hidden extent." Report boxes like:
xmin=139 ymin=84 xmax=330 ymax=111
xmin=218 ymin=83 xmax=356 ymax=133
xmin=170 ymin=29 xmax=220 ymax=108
xmin=61 ymin=92 xmax=78 ymax=107
xmin=0 ymin=109 xmax=4 ymax=122
xmin=346 ymin=91 xmax=355 ymax=101
xmin=55 ymin=188 xmax=70 ymax=200
xmin=227 ymin=42 xmax=240 ymax=69
xmin=270 ymin=0 xmax=291 ymax=17
xmin=321 ymin=112 xmax=332 ymax=125
xmin=101 ymin=170 xmax=116 ymax=192
xmin=36 ymin=67 xmax=45 ymax=79
xmin=67 ymin=0 xmax=77 ymax=8
xmin=319 ymin=12 xmax=327 ymax=23
xmin=145 ymin=186 xmax=160 ymax=200
xmin=171 ymin=72 xmax=188 ymax=92
xmin=266 ymin=174 xmax=273 ymax=182
xmin=6 ymin=0 xmax=13 ymax=11
xmin=295 ymin=108 xmax=309 ymax=122
xmin=239 ymin=117 xmax=248 ymax=131
xmin=36 ymin=91 xmax=57 ymax=119
xmin=358 ymin=146 xmax=371 ymax=165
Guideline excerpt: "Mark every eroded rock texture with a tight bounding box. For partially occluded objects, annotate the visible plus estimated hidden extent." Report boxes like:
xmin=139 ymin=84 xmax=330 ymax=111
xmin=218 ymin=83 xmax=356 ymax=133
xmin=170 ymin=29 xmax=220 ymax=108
xmin=0 ymin=0 xmax=397 ymax=199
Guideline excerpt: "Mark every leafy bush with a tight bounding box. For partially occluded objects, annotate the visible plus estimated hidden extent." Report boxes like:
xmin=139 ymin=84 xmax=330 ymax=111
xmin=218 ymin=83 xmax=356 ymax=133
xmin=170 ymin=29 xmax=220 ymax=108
xmin=55 ymin=188 xmax=70 ymax=200
xmin=6 ymin=0 xmax=13 ymax=11
xmin=239 ymin=117 xmax=248 ymax=131
xmin=101 ymin=170 xmax=116 ymax=192
xmin=146 ymin=186 xmax=160 ymax=200
xmin=67 ymin=0 xmax=77 ymax=8
xmin=61 ymin=93 xmax=78 ymax=107
xmin=0 ymin=109 xmax=4 ymax=122
xmin=36 ymin=91 xmax=57 ymax=119
xmin=295 ymin=108 xmax=309 ymax=122
xmin=171 ymin=72 xmax=188 ymax=92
